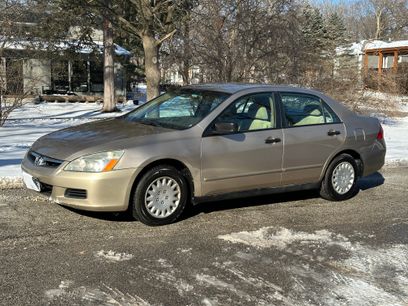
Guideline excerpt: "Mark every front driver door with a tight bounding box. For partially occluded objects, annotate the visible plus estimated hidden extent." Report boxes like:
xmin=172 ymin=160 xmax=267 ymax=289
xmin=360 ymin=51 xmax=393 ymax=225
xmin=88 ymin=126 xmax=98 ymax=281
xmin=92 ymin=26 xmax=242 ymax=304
xmin=201 ymin=92 xmax=283 ymax=196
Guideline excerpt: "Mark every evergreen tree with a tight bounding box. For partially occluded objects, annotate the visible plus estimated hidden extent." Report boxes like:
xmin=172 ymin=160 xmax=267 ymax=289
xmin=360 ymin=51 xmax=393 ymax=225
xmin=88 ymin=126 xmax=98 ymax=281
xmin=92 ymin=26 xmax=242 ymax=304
xmin=301 ymin=5 xmax=326 ymax=52
xmin=325 ymin=12 xmax=347 ymax=50
xmin=324 ymin=12 xmax=350 ymax=80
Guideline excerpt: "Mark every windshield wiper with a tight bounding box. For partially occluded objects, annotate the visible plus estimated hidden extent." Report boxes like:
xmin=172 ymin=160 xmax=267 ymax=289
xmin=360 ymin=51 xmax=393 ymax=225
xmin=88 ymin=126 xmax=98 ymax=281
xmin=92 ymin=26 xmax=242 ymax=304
xmin=136 ymin=119 xmax=163 ymax=127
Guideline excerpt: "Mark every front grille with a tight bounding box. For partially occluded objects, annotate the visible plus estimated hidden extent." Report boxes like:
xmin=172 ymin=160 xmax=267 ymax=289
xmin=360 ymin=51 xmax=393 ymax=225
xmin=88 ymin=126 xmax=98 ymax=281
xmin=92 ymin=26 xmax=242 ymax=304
xmin=65 ymin=188 xmax=87 ymax=199
xmin=28 ymin=151 xmax=63 ymax=168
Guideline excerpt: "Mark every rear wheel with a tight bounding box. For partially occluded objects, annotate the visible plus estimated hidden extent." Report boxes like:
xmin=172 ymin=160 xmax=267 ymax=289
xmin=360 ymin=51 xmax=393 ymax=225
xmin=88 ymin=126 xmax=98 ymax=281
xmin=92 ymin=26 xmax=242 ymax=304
xmin=320 ymin=154 xmax=359 ymax=201
xmin=132 ymin=165 xmax=189 ymax=226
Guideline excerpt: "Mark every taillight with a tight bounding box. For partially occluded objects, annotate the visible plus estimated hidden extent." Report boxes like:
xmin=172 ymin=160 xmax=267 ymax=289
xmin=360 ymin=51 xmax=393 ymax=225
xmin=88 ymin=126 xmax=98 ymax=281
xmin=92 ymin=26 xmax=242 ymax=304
xmin=377 ymin=124 xmax=384 ymax=140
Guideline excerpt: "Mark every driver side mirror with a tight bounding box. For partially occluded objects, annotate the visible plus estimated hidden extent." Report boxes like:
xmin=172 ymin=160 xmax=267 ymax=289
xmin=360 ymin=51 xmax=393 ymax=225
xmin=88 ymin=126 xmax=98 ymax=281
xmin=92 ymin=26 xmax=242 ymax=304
xmin=213 ymin=122 xmax=238 ymax=135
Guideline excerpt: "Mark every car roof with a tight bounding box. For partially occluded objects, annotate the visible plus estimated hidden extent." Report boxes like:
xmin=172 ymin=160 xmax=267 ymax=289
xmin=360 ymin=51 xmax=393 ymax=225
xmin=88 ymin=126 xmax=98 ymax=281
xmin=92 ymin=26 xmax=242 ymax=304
xmin=184 ymin=83 xmax=324 ymax=95
xmin=184 ymin=83 xmax=356 ymax=119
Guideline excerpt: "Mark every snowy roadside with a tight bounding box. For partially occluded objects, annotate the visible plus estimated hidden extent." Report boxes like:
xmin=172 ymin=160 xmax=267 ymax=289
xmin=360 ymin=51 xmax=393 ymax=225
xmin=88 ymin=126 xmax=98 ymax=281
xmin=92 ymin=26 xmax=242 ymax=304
xmin=0 ymin=99 xmax=407 ymax=188
xmin=0 ymin=102 xmax=137 ymax=188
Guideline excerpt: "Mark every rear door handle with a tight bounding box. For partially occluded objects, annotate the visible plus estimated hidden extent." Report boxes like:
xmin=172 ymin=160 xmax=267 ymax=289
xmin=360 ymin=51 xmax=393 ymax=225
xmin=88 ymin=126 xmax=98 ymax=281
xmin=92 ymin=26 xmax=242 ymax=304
xmin=328 ymin=130 xmax=341 ymax=136
xmin=265 ymin=137 xmax=281 ymax=144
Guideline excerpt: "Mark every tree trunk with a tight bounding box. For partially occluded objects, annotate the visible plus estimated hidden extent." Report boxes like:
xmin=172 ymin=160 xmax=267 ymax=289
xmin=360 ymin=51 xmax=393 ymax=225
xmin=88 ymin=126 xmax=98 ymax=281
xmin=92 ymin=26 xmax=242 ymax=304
xmin=182 ymin=21 xmax=191 ymax=85
xmin=142 ymin=34 xmax=160 ymax=101
xmin=103 ymin=15 xmax=116 ymax=112
xmin=375 ymin=9 xmax=383 ymax=39
xmin=182 ymin=62 xmax=190 ymax=85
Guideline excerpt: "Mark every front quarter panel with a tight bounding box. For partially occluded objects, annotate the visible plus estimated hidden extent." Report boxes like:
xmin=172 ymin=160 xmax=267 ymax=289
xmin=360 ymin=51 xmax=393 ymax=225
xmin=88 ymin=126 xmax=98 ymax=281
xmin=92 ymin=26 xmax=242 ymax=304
xmin=115 ymin=129 xmax=203 ymax=196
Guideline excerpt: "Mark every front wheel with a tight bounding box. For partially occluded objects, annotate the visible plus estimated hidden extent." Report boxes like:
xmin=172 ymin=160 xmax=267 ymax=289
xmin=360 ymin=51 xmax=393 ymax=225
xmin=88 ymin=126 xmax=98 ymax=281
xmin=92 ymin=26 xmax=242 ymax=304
xmin=131 ymin=165 xmax=189 ymax=226
xmin=320 ymin=154 xmax=359 ymax=201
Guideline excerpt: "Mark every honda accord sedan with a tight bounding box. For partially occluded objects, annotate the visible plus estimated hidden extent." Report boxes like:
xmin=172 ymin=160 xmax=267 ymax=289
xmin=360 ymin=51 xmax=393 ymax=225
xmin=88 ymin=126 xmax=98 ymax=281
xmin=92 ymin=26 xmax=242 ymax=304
xmin=22 ymin=84 xmax=386 ymax=225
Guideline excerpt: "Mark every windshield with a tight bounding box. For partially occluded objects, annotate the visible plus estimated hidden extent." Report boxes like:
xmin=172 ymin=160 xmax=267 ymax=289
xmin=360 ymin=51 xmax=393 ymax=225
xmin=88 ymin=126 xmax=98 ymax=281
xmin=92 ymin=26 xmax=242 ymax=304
xmin=123 ymin=90 xmax=230 ymax=130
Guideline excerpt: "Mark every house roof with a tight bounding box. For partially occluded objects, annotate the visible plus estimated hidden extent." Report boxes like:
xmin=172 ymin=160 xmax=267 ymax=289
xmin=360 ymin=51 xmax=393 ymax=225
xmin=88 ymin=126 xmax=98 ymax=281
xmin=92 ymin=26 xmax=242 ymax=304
xmin=336 ymin=40 xmax=408 ymax=56
xmin=365 ymin=40 xmax=408 ymax=51
xmin=0 ymin=37 xmax=131 ymax=57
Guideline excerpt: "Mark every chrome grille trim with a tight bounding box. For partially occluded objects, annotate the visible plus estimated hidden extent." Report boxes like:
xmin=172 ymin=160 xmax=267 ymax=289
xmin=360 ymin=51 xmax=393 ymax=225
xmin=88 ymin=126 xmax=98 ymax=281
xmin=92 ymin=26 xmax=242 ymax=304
xmin=28 ymin=151 xmax=64 ymax=168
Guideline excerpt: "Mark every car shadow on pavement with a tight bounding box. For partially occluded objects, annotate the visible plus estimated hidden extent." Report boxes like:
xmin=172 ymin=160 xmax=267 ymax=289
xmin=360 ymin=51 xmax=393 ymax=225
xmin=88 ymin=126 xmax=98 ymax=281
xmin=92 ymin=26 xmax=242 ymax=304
xmin=62 ymin=206 xmax=135 ymax=222
xmin=358 ymin=171 xmax=385 ymax=191
xmin=186 ymin=171 xmax=385 ymax=219
xmin=186 ymin=189 xmax=320 ymax=219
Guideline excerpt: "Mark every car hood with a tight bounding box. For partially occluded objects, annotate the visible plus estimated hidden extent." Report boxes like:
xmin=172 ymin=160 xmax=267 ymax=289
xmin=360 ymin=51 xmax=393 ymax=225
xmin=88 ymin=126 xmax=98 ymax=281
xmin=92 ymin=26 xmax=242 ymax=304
xmin=30 ymin=118 xmax=172 ymax=160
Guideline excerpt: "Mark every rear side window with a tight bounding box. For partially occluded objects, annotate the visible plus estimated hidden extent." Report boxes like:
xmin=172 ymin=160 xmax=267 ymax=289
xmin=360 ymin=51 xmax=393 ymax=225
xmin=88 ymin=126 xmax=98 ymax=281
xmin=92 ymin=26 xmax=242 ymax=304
xmin=280 ymin=93 xmax=340 ymax=127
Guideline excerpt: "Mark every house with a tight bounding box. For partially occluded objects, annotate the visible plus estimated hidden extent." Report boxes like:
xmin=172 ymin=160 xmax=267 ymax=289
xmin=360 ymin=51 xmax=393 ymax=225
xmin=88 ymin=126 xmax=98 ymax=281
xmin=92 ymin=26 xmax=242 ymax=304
xmin=161 ymin=64 xmax=201 ymax=85
xmin=362 ymin=40 xmax=408 ymax=75
xmin=0 ymin=27 xmax=131 ymax=97
xmin=336 ymin=40 xmax=408 ymax=76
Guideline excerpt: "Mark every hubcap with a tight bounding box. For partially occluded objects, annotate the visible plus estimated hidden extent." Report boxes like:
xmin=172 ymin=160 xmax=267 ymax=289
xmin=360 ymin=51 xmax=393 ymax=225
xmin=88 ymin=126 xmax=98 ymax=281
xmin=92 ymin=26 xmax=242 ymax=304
xmin=331 ymin=161 xmax=355 ymax=195
xmin=144 ymin=176 xmax=181 ymax=219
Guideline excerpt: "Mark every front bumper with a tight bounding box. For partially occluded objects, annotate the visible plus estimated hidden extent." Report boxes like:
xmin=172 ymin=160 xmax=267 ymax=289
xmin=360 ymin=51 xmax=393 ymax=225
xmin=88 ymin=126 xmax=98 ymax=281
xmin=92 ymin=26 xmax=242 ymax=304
xmin=21 ymin=157 xmax=138 ymax=212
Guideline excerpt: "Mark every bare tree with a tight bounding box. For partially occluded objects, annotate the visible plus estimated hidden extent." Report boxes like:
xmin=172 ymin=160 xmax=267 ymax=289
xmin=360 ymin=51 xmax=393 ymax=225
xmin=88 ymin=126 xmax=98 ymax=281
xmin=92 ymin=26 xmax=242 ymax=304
xmin=114 ymin=0 xmax=185 ymax=100
xmin=315 ymin=0 xmax=407 ymax=41
xmin=0 ymin=1 xmax=39 ymax=126
xmin=182 ymin=0 xmax=296 ymax=83
xmin=369 ymin=0 xmax=390 ymax=39
xmin=66 ymin=0 xmax=188 ymax=101
xmin=162 ymin=1 xmax=197 ymax=85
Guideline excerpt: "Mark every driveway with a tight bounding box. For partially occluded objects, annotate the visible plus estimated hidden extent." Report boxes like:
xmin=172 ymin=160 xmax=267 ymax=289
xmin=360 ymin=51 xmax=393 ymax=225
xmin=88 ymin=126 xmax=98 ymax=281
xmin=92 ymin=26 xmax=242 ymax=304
xmin=0 ymin=167 xmax=407 ymax=306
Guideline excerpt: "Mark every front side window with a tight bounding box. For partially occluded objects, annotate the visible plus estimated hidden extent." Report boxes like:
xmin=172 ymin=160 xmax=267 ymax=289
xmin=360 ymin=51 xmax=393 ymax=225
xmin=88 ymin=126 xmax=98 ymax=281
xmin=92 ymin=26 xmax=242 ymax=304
xmin=123 ymin=90 xmax=230 ymax=130
xmin=280 ymin=93 xmax=340 ymax=127
xmin=213 ymin=92 xmax=276 ymax=132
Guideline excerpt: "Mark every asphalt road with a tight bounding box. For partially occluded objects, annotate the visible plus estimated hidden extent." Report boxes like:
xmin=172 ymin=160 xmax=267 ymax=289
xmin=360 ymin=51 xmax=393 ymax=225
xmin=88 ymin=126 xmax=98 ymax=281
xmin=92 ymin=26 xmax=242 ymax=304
xmin=0 ymin=167 xmax=407 ymax=306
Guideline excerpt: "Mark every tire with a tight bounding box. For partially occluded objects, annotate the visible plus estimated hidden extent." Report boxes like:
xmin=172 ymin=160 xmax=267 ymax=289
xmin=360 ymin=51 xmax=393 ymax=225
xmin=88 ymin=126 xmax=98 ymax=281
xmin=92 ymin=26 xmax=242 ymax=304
xmin=320 ymin=154 xmax=359 ymax=201
xmin=131 ymin=165 xmax=189 ymax=226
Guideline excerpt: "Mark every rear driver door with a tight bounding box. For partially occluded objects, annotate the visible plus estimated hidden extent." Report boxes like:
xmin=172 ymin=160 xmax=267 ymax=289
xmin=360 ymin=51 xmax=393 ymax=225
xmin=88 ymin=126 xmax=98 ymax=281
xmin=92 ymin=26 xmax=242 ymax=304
xmin=279 ymin=92 xmax=345 ymax=185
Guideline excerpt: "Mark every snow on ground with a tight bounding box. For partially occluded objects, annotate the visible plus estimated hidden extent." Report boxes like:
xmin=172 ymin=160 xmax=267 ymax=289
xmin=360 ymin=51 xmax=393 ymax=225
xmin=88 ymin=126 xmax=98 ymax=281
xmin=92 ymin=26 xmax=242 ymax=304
xmin=381 ymin=101 xmax=408 ymax=166
xmin=0 ymin=95 xmax=407 ymax=185
xmin=219 ymin=226 xmax=408 ymax=305
xmin=45 ymin=280 xmax=150 ymax=305
xmin=94 ymin=250 xmax=134 ymax=262
xmin=0 ymin=101 xmax=137 ymax=183
xmin=382 ymin=116 xmax=408 ymax=166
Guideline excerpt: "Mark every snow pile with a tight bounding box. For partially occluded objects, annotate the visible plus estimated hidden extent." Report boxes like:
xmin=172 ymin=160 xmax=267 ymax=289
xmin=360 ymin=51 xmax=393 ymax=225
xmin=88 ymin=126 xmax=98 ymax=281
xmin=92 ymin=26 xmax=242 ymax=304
xmin=336 ymin=41 xmax=364 ymax=56
xmin=0 ymin=177 xmax=23 ymax=189
xmin=94 ymin=250 xmax=134 ymax=262
xmin=218 ymin=227 xmax=342 ymax=250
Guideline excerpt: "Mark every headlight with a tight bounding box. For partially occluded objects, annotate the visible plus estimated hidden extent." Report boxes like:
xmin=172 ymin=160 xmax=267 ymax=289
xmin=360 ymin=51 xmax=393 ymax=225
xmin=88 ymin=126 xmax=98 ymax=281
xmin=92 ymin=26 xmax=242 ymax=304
xmin=64 ymin=150 xmax=124 ymax=173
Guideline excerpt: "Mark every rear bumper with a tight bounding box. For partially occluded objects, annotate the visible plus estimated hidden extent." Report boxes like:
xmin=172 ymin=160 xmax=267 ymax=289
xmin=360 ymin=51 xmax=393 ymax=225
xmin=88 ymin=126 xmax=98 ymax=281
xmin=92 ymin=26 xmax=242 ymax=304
xmin=362 ymin=141 xmax=386 ymax=177
xmin=21 ymin=157 xmax=138 ymax=212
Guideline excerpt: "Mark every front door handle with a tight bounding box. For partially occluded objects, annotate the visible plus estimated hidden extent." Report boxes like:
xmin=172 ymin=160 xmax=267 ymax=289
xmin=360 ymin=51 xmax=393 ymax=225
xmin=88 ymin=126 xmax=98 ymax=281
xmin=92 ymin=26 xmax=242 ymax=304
xmin=265 ymin=137 xmax=281 ymax=144
xmin=328 ymin=129 xmax=341 ymax=136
